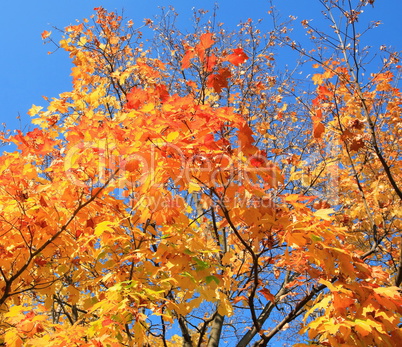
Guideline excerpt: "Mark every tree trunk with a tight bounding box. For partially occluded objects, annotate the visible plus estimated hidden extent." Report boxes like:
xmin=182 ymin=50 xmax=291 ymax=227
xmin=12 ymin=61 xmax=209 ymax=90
xmin=207 ymin=312 xmax=224 ymax=347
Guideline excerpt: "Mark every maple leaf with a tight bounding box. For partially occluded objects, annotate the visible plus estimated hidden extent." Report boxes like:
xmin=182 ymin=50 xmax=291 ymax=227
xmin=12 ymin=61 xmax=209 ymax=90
xmin=28 ymin=105 xmax=43 ymax=116
xmin=250 ymin=157 xmax=265 ymax=167
xmin=126 ymin=87 xmax=148 ymax=109
xmin=314 ymin=208 xmax=335 ymax=221
xmin=226 ymin=48 xmax=249 ymax=66
xmin=350 ymin=138 xmax=364 ymax=151
xmin=41 ymin=30 xmax=51 ymax=39
xmin=312 ymin=73 xmax=324 ymax=85
xmin=317 ymin=85 xmax=332 ymax=97
xmin=313 ymin=120 xmax=325 ymax=139
xmin=181 ymin=48 xmax=195 ymax=70
xmin=197 ymin=32 xmax=215 ymax=52
xmin=237 ymin=122 xmax=255 ymax=154
xmin=207 ymin=68 xmax=231 ymax=93
xmin=259 ymin=288 xmax=275 ymax=302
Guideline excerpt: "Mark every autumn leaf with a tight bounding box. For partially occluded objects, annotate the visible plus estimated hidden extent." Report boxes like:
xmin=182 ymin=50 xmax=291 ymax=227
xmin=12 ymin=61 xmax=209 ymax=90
xmin=317 ymin=85 xmax=332 ymax=98
xmin=226 ymin=48 xmax=249 ymax=66
xmin=41 ymin=30 xmax=51 ymax=39
xmin=350 ymin=138 xmax=364 ymax=151
xmin=197 ymin=32 xmax=215 ymax=51
xmin=259 ymin=288 xmax=275 ymax=302
xmin=314 ymin=208 xmax=335 ymax=221
xmin=312 ymin=118 xmax=325 ymax=138
xmin=312 ymin=73 xmax=323 ymax=85
xmin=207 ymin=68 xmax=231 ymax=93
xmin=126 ymin=87 xmax=148 ymax=109
xmin=94 ymin=221 xmax=116 ymax=236
xmin=28 ymin=104 xmax=43 ymax=116
xmin=181 ymin=48 xmax=195 ymax=70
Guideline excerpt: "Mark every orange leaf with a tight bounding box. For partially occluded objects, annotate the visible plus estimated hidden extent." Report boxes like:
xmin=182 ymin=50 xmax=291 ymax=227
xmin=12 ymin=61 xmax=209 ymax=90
xmin=102 ymin=318 xmax=114 ymax=327
xmin=205 ymin=53 xmax=218 ymax=72
xmin=315 ymin=109 xmax=323 ymax=119
xmin=226 ymin=48 xmax=249 ymax=66
xmin=198 ymin=33 xmax=214 ymax=51
xmin=195 ymin=33 xmax=215 ymax=63
xmin=237 ymin=122 xmax=255 ymax=154
xmin=126 ymin=87 xmax=148 ymax=109
xmin=313 ymin=121 xmax=325 ymax=139
xmin=207 ymin=68 xmax=231 ymax=93
xmin=181 ymin=49 xmax=195 ymax=70
xmin=317 ymin=85 xmax=332 ymax=97
xmin=259 ymin=288 xmax=275 ymax=302
xmin=41 ymin=30 xmax=51 ymax=40
xmin=233 ymin=295 xmax=247 ymax=304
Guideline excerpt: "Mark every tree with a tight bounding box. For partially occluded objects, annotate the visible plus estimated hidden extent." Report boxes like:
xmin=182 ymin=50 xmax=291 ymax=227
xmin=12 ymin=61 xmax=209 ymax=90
xmin=1 ymin=1 xmax=401 ymax=346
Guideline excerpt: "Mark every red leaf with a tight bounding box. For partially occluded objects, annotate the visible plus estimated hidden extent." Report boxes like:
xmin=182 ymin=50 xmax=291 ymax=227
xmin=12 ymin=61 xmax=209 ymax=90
xmin=350 ymin=138 xmax=364 ymax=151
xmin=86 ymin=218 xmax=95 ymax=228
xmin=207 ymin=68 xmax=231 ymax=93
xmin=155 ymin=84 xmax=170 ymax=102
xmin=250 ymin=157 xmax=265 ymax=168
xmin=25 ymin=311 xmax=35 ymax=320
xmin=126 ymin=87 xmax=148 ymax=109
xmin=34 ymin=257 xmax=48 ymax=267
xmin=102 ymin=318 xmax=114 ymax=327
xmin=39 ymin=196 xmax=48 ymax=207
xmin=204 ymin=134 xmax=218 ymax=149
xmin=317 ymin=85 xmax=332 ymax=97
xmin=226 ymin=48 xmax=249 ymax=66
xmin=205 ymin=54 xmax=218 ymax=72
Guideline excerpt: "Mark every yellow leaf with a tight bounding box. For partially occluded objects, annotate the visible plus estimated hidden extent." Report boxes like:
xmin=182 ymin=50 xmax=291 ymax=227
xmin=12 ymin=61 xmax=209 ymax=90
xmin=289 ymin=170 xmax=302 ymax=181
xmin=218 ymin=296 xmax=233 ymax=316
xmin=167 ymin=131 xmax=180 ymax=142
xmin=28 ymin=104 xmax=43 ymax=116
xmin=312 ymin=73 xmax=323 ymax=85
xmin=44 ymin=295 xmax=53 ymax=309
xmin=353 ymin=319 xmax=382 ymax=337
xmin=4 ymin=305 xmax=24 ymax=318
xmin=284 ymin=194 xmax=300 ymax=202
xmin=87 ymin=88 xmax=104 ymax=106
xmin=4 ymin=329 xmax=23 ymax=347
xmin=374 ymin=286 xmax=400 ymax=299
xmin=94 ymin=221 xmax=116 ymax=236
xmin=78 ymin=37 xmax=87 ymax=46
xmin=318 ymin=279 xmax=337 ymax=292
xmin=188 ymin=181 xmax=201 ymax=193
xmin=314 ymin=208 xmax=334 ymax=221
xmin=141 ymin=102 xmax=155 ymax=113
xmin=323 ymin=321 xmax=341 ymax=335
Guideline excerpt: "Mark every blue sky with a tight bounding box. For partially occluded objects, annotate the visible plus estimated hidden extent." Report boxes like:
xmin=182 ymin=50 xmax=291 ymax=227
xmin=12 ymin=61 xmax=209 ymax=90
xmin=1 ymin=0 xmax=400 ymax=135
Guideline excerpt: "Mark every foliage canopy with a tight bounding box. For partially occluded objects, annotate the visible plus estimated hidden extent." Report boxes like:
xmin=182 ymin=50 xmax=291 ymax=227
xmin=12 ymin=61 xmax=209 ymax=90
xmin=1 ymin=1 xmax=401 ymax=346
